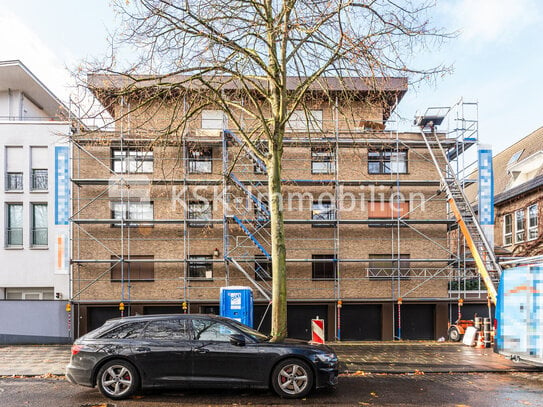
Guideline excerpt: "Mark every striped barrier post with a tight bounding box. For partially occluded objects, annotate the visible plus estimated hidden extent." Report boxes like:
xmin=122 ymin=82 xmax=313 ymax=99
xmin=311 ymin=317 xmax=325 ymax=344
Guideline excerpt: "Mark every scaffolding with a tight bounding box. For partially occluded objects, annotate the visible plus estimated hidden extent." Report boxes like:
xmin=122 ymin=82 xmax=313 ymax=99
xmin=69 ymin=96 xmax=493 ymax=339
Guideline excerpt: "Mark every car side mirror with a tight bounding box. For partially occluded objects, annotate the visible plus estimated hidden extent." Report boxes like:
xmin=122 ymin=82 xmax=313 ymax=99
xmin=229 ymin=334 xmax=246 ymax=346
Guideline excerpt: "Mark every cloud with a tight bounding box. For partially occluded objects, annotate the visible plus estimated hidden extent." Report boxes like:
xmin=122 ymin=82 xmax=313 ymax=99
xmin=0 ymin=10 xmax=71 ymax=102
xmin=442 ymin=0 xmax=541 ymax=43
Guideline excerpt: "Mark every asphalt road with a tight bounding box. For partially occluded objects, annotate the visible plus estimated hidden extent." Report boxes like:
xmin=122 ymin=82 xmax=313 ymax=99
xmin=1 ymin=372 xmax=543 ymax=407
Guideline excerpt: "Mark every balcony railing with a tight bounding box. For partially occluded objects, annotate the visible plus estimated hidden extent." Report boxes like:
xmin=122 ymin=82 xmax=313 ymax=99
xmin=7 ymin=228 xmax=23 ymax=246
xmin=31 ymin=228 xmax=48 ymax=246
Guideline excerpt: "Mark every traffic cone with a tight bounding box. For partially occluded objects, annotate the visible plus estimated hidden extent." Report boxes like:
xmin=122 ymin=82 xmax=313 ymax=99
xmin=475 ymin=332 xmax=485 ymax=349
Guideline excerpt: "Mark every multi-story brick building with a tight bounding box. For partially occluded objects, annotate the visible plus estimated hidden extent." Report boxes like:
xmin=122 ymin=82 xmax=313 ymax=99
xmin=70 ymin=75 xmax=480 ymax=340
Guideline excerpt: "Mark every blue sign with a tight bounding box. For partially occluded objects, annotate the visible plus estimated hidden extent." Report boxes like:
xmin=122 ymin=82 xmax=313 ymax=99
xmin=55 ymin=146 xmax=70 ymax=225
xmin=478 ymin=147 xmax=494 ymax=225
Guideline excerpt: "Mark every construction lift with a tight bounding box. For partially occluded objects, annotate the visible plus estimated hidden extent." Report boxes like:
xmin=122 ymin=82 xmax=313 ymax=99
xmin=415 ymin=108 xmax=502 ymax=341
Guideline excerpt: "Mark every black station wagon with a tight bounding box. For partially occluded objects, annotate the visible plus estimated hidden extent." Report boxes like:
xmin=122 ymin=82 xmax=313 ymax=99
xmin=66 ymin=314 xmax=338 ymax=399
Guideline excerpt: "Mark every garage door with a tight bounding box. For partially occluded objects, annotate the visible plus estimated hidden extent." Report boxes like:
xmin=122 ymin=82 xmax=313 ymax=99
xmin=400 ymin=304 xmax=435 ymax=340
xmin=254 ymin=304 xmax=329 ymax=339
xmin=143 ymin=305 xmax=185 ymax=315
xmin=287 ymin=304 xmax=329 ymax=340
xmin=87 ymin=307 xmax=120 ymax=332
xmin=254 ymin=304 xmax=272 ymax=334
xmin=449 ymin=304 xmax=495 ymax=322
xmin=340 ymin=304 xmax=382 ymax=340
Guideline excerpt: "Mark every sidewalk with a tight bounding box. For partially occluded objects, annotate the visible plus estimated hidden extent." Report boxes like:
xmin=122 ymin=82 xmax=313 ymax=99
xmin=0 ymin=342 xmax=540 ymax=377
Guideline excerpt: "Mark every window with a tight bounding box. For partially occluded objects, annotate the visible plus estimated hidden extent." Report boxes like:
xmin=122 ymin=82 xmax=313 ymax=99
xmin=515 ymin=209 xmax=525 ymax=243
xmin=192 ymin=318 xmax=236 ymax=341
xmin=5 ymin=287 xmax=54 ymax=300
xmin=143 ymin=319 xmax=190 ymax=340
xmin=188 ymin=201 xmax=212 ymax=226
xmin=253 ymin=197 xmax=269 ymax=222
xmin=30 ymin=147 xmax=48 ymax=190
xmin=188 ymin=148 xmax=212 ymax=173
xmin=311 ymin=147 xmax=335 ymax=174
xmin=111 ymin=201 xmax=153 ymax=226
xmin=188 ymin=255 xmax=213 ymax=279
xmin=100 ymin=322 xmax=147 ymax=339
xmin=6 ymin=147 xmax=24 ymax=191
xmin=31 ymin=203 xmax=48 ymax=246
xmin=255 ymin=255 xmax=272 ymax=281
xmin=368 ymin=254 xmax=410 ymax=280
xmin=368 ymin=150 xmax=407 ymax=174
xmin=6 ymin=203 xmax=23 ymax=246
xmin=111 ymin=255 xmax=155 ymax=282
xmin=201 ymin=110 xmax=226 ymax=130
xmin=312 ymin=254 xmax=336 ymax=280
xmin=287 ymin=110 xmax=323 ymax=132
xmin=312 ymin=201 xmax=335 ymax=226
xmin=528 ymin=204 xmax=538 ymax=240
xmin=507 ymin=149 xmax=524 ymax=166
xmin=503 ymin=213 xmax=512 ymax=246
xmin=31 ymin=169 xmax=48 ymax=190
xmin=6 ymin=173 xmax=23 ymax=191
xmin=112 ymin=149 xmax=153 ymax=173
xmin=253 ymin=141 xmax=268 ymax=174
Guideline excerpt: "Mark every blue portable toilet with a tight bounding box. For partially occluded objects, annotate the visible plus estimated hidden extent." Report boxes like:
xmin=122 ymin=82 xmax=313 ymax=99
xmin=496 ymin=263 xmax=543 ymax=365
xmin=220 ymin=286 xmax=254 ymax=327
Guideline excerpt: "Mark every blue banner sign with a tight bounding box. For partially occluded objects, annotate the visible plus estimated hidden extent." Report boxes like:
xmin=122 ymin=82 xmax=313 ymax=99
xmin=478 ymin=147 xmax=494 ymax=225
xmin=55 ymin=146 xmax=70 ymax=225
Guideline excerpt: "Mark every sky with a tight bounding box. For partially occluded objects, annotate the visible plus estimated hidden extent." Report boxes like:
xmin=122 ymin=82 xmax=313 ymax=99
xmin=0 ymin=0 xmax=542 ymax=155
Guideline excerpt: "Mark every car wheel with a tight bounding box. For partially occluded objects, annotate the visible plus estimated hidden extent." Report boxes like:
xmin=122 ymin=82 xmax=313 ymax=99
xmin=448 ymin=326 xmax=461 ymax=342
xmin=271 ymin=358 xmax=314 ymax=398
xmin=96 ymin=360 xmax=139 ymax=400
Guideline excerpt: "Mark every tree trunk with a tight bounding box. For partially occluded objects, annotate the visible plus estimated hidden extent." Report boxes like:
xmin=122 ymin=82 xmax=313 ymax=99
xmin=268 ymin=142 xmax=287 ymax=342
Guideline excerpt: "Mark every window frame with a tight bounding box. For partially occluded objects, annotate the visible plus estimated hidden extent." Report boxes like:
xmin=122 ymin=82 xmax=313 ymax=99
xmin=188 ymin=201 xmax=212 ymax=227
xmin=188 ymin=255 xmax=213 ymax=280
xmin=311 ymin=254 xmax=337 ymax=281
xmin=188 ymin=147 xmax=213 ymax=174
xmin=30 ymin=169 xmax=48 ymax=191
xmin=111 ymin=201 xmax=154 ymax=227
xmin=201 ymin=110 xmax=227 ymax=130
xmin=287 ymin=110 xmax=323 ymax=132
xmin=31 ymin=203 xmax=48 ymax=247
xmin=6 ymin=172 xmax=23 ymax=191
xmin=528 ymin=204 xmax=538 ymax=241
xmin=6 ymin=203 xmax=23 ymax=247
xmin=503 ymin=213 xmax=513 ymax=246
xmin=111 ymin=149 xmax=154 ymax=174
xmin=515 ymin=209 xmax=525 ymax=243
xmin=311 ymin=147 xmax=336 ymax=174
xmin=368 ymin=149 xmax=408 ymax=174
xmin=311 ymin=200 xmax=335 ymax=227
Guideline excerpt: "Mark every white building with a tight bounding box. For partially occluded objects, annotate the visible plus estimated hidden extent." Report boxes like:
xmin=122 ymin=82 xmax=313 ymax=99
xmin=0 ymin=61 xmax=72 ymax=342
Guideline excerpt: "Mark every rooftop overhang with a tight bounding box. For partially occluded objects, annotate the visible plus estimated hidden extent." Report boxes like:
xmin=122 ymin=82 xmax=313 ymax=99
xmin=0 ymin=60 xmax=70 ymax=119
xmin=87 ymin=74 xmax=408 ymax=120
xmin=495 ymin=174 xmax=543 ymax=206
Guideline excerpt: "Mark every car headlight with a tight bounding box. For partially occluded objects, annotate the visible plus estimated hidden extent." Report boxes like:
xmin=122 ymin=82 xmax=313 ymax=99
xmin=315 ymin=353 xmax=337 ymax=363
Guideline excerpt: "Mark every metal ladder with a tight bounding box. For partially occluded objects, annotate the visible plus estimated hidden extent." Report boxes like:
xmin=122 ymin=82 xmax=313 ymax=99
xmin=419 ymin=127 xmax=501 ymax=304
xmin=223 ymin=130 xmax=272 ymax=300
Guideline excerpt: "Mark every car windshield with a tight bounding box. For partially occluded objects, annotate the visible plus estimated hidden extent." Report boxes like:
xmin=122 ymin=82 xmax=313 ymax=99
xmin=227 ymin=319 xmax=270 ymax=342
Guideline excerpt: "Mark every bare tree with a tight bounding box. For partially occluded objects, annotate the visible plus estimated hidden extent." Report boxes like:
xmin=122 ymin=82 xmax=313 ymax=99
xmin=82 ymin=0 xmax=449 ymax=341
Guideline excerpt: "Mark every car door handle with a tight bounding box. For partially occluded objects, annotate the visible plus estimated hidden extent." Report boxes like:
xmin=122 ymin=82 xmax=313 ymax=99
xmin=192 ymin=348 xmax=209 ymax=354
xmin=135 ymin=347 xmax=151 ymax=352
